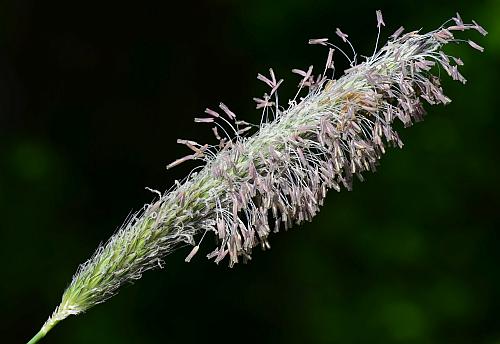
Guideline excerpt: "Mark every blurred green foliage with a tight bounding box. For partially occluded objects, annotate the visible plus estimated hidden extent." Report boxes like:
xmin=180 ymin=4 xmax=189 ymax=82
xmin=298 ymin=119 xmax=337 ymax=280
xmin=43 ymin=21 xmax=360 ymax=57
xmin=0 ymin=0 xmax=499 ymax=343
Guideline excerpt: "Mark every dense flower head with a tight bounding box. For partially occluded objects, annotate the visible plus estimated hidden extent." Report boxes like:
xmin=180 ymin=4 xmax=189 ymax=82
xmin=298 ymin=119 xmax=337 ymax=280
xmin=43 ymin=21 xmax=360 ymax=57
xmin=33 ymin=12 xmax=486 ymax=342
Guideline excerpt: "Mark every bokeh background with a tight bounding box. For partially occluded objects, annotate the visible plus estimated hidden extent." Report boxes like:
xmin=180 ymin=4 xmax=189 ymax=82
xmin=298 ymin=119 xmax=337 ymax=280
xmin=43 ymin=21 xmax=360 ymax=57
xmin=1 ymin=0 xmax=499 ymax=343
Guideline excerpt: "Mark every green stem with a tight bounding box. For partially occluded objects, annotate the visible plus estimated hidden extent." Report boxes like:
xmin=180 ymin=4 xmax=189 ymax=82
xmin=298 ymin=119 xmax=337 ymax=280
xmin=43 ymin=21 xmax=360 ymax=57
xmin=27 ymin=318 xmax=60 ymax=344
xmin=27 ymin=328 xmax=46 ymax=344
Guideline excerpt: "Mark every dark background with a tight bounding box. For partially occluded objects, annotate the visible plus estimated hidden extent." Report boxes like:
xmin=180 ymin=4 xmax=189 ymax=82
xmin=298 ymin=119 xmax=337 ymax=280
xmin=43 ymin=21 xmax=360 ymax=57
xmin=1 ymin=0 xmax=499 ymax=343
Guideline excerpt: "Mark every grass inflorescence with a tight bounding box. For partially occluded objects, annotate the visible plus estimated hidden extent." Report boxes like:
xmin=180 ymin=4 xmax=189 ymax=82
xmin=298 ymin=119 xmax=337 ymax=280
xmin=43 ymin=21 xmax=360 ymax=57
xmin=27 ymin=11 xmax=486 ymax=344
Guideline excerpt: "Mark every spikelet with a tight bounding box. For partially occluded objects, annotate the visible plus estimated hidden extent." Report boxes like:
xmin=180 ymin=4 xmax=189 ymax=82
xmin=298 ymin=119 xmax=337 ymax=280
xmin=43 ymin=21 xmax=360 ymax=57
xmin=28 ymin=11 xmax=487 ymax=344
